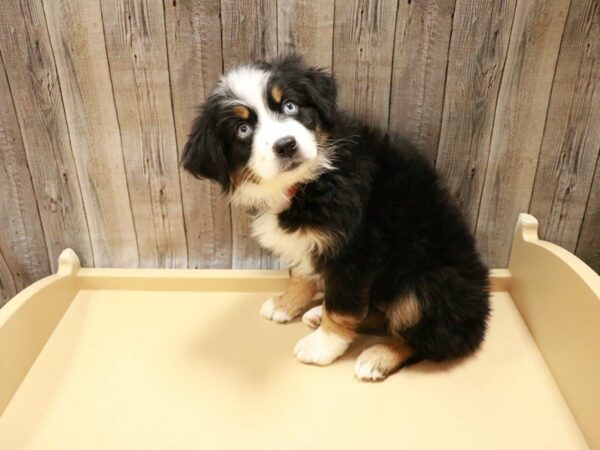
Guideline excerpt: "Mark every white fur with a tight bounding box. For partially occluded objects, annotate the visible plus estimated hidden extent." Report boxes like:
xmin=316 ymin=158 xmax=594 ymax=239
xmin=354 ymin=356 xmax=386 ymax=381
xmin=294 ymin=327 xmax=351 ymax=365
xmin=251 ymin=211 xmax=324 ymax=275
xmin=219 ymin=66 xmax=320 ymax=181
xmin=230 ymin=151 xmax=331 ymax=213
xmin=260 ymin=297 xmax=293 ymax=323
xmin=302 ymin=305 xmax=323 ymax=328
xmin=220 ymin=66 xmax=335 ymax=276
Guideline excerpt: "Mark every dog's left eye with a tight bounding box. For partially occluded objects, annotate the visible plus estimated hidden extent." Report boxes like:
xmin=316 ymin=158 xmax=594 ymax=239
xmin=283 ymin=100 xmax=298 ymax=115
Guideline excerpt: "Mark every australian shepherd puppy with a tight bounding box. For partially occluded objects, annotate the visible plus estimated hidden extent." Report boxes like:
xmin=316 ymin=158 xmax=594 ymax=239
xmin=182 ymin=55 xmax=490 ymax=381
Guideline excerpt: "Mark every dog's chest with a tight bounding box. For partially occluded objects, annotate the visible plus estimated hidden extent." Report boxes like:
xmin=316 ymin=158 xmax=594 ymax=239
xmin=251 ymin=212 xmax=317 ymax=275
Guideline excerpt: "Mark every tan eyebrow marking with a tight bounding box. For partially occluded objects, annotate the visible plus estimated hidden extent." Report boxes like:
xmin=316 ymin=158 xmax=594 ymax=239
xmin=232 ymin=104 xmax=250 ymax=120
xmin=271 ymin=85 xmax=283 ymax=104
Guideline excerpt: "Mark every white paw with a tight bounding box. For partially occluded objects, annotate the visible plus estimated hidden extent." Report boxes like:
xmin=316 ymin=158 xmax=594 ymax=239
xmin=293 ymin=327 xmax=350 ymax=366
xmin=260 ymin=297 xmax=292 ymax=323
xmin=354 ymin=357 xmax=386 ymax=381
xmin=302 ymin=305 xmax=323 ymax=328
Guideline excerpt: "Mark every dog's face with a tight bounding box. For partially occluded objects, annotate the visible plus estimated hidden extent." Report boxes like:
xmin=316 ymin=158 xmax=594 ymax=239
xmin=181 ymin=55 xmax=336 ymax=204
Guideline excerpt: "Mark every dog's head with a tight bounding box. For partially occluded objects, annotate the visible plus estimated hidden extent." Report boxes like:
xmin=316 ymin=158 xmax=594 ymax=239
xmin=181 ymin=55 xmax=336 ymax=208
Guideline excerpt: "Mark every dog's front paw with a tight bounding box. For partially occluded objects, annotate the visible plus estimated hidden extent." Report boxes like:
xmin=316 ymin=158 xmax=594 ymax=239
xmin=293 ymin=327 xmax=350 ymax=366
xmin=302 ymin=305 xmax=323 ymax=328
xmin=260 ymin=297 xmax=293 ymax=323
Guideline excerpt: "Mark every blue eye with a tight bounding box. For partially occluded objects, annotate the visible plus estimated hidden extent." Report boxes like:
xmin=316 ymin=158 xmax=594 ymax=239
xmin=283 ymin=100 xmax=298 ymax=115
xmin=237 ymin=123 xmax=252 ymax=139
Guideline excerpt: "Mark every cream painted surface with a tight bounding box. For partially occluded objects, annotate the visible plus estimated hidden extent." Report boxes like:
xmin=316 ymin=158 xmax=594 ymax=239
xmin=509 ymin=214 xmax=600 ymax=449
xmin=0 ymin=288 xmax=587 ymax=449
xmin=1 ymin=212 xmax=599 ymax=448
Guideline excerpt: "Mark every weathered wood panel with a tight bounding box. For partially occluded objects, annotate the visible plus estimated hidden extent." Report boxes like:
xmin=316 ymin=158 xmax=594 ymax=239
xmin=101 ymin=0 xmax=187 ymax=268
xmin=388 ymin=0 xmax=455 ymax=162
xmin=0 ymin=52 xmax=51 ymax=301
xmin=0 ymin=0 xmax=94 ymax=270
xmin=164 ymin=0 xmax=233 ymax=269
xmin=475 ymin=0 xmax=570 ymax=267
xmin=576 ymin=157 xmax=600 ymax=273
xmin=435 ymin=0 xmax=518 ymax=229
xmin=530 ymin=0 xmax=600 ymax=253
xmin=0 ymin=250 xmax=16 ymax=307
xmin=575 ymin=157 xmax=600 ymax=273
xmin=278 ymin=0 xmax=334 ymax=68
xmin=43 ymin=0 xmax=139 ymax=267
xmin=333 ymin=0 xmax=398 ymax=128
xmin=221 ymin=0 xmax=279 ymax=269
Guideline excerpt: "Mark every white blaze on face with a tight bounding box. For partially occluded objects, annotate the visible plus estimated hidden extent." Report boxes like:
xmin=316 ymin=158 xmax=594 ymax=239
xmin=220 ymin=66 xmax=318 ymax=180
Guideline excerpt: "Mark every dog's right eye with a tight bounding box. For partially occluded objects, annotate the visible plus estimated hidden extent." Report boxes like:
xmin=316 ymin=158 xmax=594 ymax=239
xmin=237 ymin=123 xmax=253 ymax=139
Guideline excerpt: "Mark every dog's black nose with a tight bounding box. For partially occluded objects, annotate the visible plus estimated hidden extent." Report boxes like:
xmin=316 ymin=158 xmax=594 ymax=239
xmin=273 ymin=136 xmax=297 ymax=158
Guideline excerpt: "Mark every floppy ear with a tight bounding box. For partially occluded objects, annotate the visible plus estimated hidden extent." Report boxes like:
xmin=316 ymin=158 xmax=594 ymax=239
xmin=181 ymin=114 xmax=230 ymax=192
xmin=304 ymin=67 xmax=337 ymax=127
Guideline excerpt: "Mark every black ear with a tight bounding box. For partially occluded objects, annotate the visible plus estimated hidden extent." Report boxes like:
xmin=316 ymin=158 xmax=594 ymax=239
xmin=304 ymin=66 xmax=337 ymax=127
xmin=181 ymin=113 xmax=230 ymax=192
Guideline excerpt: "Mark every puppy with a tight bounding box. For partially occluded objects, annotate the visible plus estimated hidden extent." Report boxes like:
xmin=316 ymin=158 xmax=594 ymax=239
xmin=182 ymin=55 xmax=490 ymax=381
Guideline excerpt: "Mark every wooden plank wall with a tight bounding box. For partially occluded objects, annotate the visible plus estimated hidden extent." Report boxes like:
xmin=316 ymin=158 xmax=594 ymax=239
xmin=0 ymin=0 xmax=598 ymax=304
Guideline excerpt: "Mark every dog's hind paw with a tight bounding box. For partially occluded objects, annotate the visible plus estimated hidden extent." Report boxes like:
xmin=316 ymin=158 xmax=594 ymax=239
xmin=354 ymin=343 xmax=409 ymax=381
xmin=260 ymin=297 xmax=293 ymax=323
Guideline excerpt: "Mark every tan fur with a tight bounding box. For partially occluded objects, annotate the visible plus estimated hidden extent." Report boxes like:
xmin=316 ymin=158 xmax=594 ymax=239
xmin=271 ymin=85 xmax=283 ymax=103
xmin=231 ymin=167 xmax=261 ymax=189
xmin=300 ymin=225 xmax=337 ymax=256
xmin=315 ymin=125 xmax=329 ymax=147
xmin=386 ymin=293 xmax=421 ymax=333
xmin=321 ymin=309 xmax=359 ymax=340
xmin=357 ymin=341 xmax=413 ymax=377
xmin=273 ymin=274 xmax=318 ymax=318
xmin=232 ymin=104 xmax=250 ymax=120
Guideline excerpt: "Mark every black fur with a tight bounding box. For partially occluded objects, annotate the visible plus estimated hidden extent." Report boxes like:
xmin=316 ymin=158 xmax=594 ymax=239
xmin=181 ymin=95 xmax=232 ymax=190
xmin=183 ymin=55 xmax=490 ymax=364
xmin=280 ymin=114 xmax=490 ymax=362
xmin=182 ymin=55 xmax=337 ymax=191
xmin=262 ymin=55 xmax=337 ymax=127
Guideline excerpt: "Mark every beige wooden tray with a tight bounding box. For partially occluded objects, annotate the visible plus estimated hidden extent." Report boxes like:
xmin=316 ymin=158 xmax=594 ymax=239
xmin=0 ymin=214 xmax=598 ymax=450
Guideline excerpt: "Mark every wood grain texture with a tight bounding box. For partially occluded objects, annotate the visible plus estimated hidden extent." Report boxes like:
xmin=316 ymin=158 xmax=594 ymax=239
xmin=0 ymin=53 xmax=51 ymax=299
xmin=0 ymin=0 xmax=94 ymax=270
xmin=43 ymin=0 xmax=139 ymax=267
xmin=164 ymin=0 xmax=233 ymax=269
xmin=576 ymin=156 xmax=600 ymax=273
xmin=388 ymin=0 xmax=455 ymax=162
xmin=435 ymin=0 xmax=518 ymax=230
xmin=475 ymin=0 xmax=571 ymax=267
xmin=530 ymin=0 xmax=600 ymax=253
xmin=221 ymin=0 xmax=279 ymax=269
xmin=0 ymin=250 xmax=16 ymax=307
xmin=575 ymin=158 xmax=600 ymax=273
xmin=333 ymin=0 xmax=398 ymax=128
xmin=101 ymin=0 xmax=187 ymax=268
xmin=278 ymin=0 xmax=334 ymax=68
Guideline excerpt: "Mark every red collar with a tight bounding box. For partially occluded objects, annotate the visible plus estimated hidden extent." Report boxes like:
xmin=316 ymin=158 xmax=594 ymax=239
xmin=286 ymin=184 xmax=299 ymax=199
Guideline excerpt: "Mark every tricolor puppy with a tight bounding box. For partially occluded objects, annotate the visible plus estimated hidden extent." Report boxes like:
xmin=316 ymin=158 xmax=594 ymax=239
xmin=182 ymin=55 xmax=490 ymax=381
